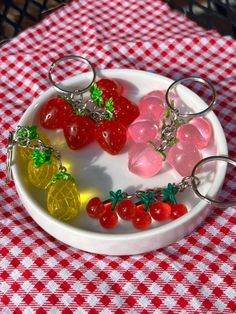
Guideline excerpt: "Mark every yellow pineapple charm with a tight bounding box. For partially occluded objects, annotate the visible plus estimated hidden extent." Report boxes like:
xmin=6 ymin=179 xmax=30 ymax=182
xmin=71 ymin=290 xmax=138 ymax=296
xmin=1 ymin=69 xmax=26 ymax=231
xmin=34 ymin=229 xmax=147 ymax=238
xmin=28 ymin=152 xmax=59 ymax=189
xmin=47 ymin=171 xmax=81 ymax=221
xmin=17 ymin=126 xmax=50 ymax=161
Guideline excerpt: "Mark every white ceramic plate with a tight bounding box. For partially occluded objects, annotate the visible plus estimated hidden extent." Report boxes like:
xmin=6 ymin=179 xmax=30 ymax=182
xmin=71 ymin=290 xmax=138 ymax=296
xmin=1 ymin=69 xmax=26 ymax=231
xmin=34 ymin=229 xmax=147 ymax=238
xmin=12 ymin=69 xmax=228 ymax=255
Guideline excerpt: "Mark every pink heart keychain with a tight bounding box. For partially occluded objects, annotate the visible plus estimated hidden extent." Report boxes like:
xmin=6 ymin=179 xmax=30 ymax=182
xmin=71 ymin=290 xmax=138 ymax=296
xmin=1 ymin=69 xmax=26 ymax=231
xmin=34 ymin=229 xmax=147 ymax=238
xmin=128 ymin=76 xmax=216 ymax=178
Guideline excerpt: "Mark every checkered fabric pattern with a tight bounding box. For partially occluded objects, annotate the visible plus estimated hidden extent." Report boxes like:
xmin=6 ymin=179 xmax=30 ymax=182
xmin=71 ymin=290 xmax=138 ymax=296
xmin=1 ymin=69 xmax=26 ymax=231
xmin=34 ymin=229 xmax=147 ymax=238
xmin=0 ymin=0 xmax=235 ymax=312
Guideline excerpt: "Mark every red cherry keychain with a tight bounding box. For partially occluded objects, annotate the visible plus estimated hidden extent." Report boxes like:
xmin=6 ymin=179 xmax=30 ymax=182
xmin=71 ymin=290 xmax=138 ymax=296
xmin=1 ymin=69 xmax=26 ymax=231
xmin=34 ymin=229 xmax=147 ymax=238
xmin=86 ymin=155 xmax=235 ymax=230
xmin=85 ymin=182 xmax=188 ymax=230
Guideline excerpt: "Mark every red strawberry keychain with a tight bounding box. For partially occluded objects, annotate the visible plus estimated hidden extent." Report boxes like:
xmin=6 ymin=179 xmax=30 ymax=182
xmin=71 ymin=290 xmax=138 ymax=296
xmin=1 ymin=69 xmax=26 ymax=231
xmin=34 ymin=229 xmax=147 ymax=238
xmin=39 ymin=55 xmax=139 ymax=154
xmin=89 ymin=75 xmax=140 ymax=154
xmin=39 ymin=55 xmax=97 ymax=150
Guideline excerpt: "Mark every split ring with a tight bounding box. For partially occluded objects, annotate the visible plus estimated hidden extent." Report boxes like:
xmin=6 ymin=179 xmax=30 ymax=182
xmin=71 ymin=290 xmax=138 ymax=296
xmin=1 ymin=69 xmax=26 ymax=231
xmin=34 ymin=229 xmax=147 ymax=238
xmin=48 ymin=55 xmax=96 ymax=96
xmin=165 ymin=76 xmax=216 ymax=118
xmin=191 ymin=155 xmax=236 ymax=207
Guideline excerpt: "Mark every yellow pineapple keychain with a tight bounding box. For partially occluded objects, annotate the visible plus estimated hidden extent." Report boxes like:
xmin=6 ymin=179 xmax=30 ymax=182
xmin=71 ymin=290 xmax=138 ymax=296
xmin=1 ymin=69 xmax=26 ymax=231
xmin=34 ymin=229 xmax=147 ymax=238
xmin=47 ymin=171 xmax=81 ymax=221
xmin=28 ymin=148 xmax=59 ymax=189
xmin=16 ymin=125 xmax=50 ymax=161
xmin=7 ymin=125 xmax=81 ymax=221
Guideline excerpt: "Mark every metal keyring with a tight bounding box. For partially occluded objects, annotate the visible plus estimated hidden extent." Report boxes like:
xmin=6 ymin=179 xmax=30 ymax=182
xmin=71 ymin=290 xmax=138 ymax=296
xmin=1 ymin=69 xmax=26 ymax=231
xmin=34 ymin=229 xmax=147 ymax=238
xmin=6 ymin=132 xmax=14 ymax=183
xmin=48 ymin=55 xmax=96 ymax=96
xmin=191 ymin=155 xmax=236 ymax=208
xmin=165 ymin=76 xmax=216 ymax=118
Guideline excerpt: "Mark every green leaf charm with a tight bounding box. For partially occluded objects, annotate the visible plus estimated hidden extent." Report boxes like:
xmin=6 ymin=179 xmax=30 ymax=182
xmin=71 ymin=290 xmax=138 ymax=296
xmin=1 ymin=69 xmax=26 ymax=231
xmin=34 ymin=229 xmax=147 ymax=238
xmin=50 ymin=171 xmax=74 ymax=185
xmin=17 ymin=125 xmax=39 ymax=140
xmin=165 ymin=108 xmax=171 ymax=119
xmin=31 ymin=149 xmax=52 ymax=168
xmin=90 ymin=83 xmax=104 ymax=107
xmin=162 ymin=183 xmax=178 ymax=204
xmin=139 ymin=191 xmax=155 ymax=211
xmin=109 ymin=189 xmax=124 ymax=210
xmin=105 ymin=98 xmax=114 ymax=119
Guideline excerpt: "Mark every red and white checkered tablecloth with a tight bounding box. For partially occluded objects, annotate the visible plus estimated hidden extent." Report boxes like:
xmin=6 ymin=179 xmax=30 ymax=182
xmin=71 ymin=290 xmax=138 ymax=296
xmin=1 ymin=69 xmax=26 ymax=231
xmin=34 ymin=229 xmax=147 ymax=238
xmin=0 ymin=0 xmax=235 ymax=312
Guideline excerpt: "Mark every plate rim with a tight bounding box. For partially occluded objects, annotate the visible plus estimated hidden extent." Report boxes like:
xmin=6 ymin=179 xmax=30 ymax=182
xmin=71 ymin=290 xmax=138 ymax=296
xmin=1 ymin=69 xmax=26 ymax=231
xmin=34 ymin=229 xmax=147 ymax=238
xmin=11 ymin=69 xmax=228 ymax=246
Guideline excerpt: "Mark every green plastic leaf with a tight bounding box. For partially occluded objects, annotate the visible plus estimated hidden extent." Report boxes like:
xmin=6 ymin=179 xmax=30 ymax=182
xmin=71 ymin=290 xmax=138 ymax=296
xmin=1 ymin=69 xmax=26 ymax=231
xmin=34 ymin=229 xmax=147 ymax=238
xmin=31 ymin=149 xmax=52 ymax=168
xmin=50 ymin=171 xmax=74 ymax=185
xmin=165 ymin=108 xmax=171 ymax=119
xmin=90 ymin=83 xmax=104 ymax=107
xmin=170 ymin=100 xmax=175 ymax=108
xmin=109 ymin=189 xmax=124 ymax=209
xmin=140 ymin=191 xmax=155 ymax=211
xmin=105 ymin=98 xmax=114 ymax=112
xmin=160 ymin=119 xmax=166 ymax=140
xmin=162 ymin=183 xmax=178 ymax=204
xmin=158 ymin=149 xmax=167 ymax=160
xmin=17 ymin=125 xmax=39 ymax=140
xmin=168 ymin=138 xmax=178 ymax=147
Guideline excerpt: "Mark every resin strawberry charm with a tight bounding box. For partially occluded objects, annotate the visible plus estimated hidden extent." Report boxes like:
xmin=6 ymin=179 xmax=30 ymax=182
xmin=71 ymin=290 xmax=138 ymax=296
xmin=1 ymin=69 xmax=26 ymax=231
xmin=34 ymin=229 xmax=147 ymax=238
xmin=39 ymin=97 xmax=73 ymax=129
xmin=113 ymin=96 xmax=140 ymax=126
xmin=64 ymin=115 xmax=96 ymax=150
xmin=95 ymin=120 xmax=127 ymax=155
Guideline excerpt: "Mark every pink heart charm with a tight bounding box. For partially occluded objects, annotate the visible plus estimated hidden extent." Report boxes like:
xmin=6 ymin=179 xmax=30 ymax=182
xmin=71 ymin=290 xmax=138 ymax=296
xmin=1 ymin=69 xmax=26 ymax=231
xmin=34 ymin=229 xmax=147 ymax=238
xmin=128 ymin=143 xmax=163 ymax=177
xmin=190 ymin=117 xmax=212 ymax=145
xmin=177 ymin=117 xmax=212 ymax=149
xmin=177 ymin=124 xmax=206 ymax=149
xmin=139 ymin=90 xmax=166 ymax=122
xmin=128 ymin=120 xmax=159 ymax=143
xmin=167 ymin=142 xmax=202 ymax=176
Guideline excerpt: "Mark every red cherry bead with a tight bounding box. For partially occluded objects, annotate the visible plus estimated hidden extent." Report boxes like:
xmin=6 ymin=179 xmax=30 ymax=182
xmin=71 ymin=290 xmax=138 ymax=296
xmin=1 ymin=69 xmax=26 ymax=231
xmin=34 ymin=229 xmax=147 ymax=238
xmin=99 ymin=210 xmax=118 ymax=229
xmin=63 ymin=115 xmax=95 ymax=150
xmin=116 ymin=199 xmax=136 ymax=220
xmin=149 ymin=202 xmax=171 ymax=221
xmin=39 ymin=97 xmax=73 ymax=129
xmin=86 ymin=197 xmax=106 ymax=219
xmin=132 ymin=210 xmax=152 ymax=230
xmin=170 ymin=204 xmax=188 ymax=220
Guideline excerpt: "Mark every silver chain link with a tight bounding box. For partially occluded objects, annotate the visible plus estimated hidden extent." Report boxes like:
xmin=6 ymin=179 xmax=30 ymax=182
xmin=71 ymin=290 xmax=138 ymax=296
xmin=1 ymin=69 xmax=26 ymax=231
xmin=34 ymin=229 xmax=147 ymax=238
xmin=149 ymin=109 xmax=186 ymax=154
xmin=174 ymin=176 xmax=200 ymax=192
xmin=64 ymin=94 xmax=113 ymax=123
xmin=121 ymin=175 xmax=199 ymax=202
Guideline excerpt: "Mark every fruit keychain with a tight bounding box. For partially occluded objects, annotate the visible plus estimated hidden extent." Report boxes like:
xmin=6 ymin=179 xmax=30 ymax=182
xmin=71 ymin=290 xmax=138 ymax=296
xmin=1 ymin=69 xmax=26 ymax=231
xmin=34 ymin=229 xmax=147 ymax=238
xmin=39 ymin=55 xmax=139 ymax=155
xmin=128 ymin=76 xmax=216 ymax=177
xmin=17 ymin=125 xmax=51 ymax=161
xmin=86 ymin=156 xmax=236 ymax=230
xmin=6 ymin=127 xmax=236 ymax=229
xmin=7 ymin=125 xmax=81 ymax=221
